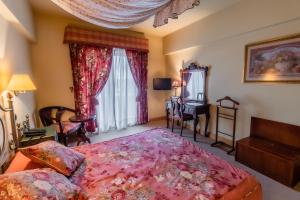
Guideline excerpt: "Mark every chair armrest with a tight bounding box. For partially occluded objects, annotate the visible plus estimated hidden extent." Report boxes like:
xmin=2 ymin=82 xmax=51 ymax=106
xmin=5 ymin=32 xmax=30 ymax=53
xmin=61 ymin=107 xmax=76 ymax=113
xmin=55 ymin=107 xmax=76 ymax=133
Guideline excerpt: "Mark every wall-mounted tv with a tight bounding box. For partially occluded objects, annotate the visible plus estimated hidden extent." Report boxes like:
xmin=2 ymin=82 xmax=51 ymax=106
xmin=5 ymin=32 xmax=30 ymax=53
xmin=153 ymin=78 xmax=172 ymax=90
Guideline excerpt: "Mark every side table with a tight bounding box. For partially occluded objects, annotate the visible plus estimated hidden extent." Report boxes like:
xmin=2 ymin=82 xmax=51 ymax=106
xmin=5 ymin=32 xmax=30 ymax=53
xmin=69 ymin=115 xmax=96 ymax=145
xmin=19 ymin=126 xmax=57 ymax=147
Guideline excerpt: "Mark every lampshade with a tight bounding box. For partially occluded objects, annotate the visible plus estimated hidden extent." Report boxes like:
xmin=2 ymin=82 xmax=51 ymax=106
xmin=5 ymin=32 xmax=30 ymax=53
xmin=172 ymin=80 xmax=186 ymax=88
xmin=172 ymin=80 xmax=181 ymax=88
xmin=7 ymin=74 xmax=37 ymax=92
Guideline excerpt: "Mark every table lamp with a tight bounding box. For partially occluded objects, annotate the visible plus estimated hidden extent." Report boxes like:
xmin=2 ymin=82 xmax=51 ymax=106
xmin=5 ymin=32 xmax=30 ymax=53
xmin=172 ymin=80 xmax=186 ymax=96
xmin=6 ymin=74 xmax=36 ymax=148
xmin=7 ymin=74 xmax=36 ymax=95
xmin=172 ymin=80 xmax=180 ymax=96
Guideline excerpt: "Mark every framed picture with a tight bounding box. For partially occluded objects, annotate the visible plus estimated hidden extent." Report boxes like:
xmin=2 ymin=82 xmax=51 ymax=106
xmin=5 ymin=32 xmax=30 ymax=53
xmin=244 ymin=33 xmax=300 ymax=83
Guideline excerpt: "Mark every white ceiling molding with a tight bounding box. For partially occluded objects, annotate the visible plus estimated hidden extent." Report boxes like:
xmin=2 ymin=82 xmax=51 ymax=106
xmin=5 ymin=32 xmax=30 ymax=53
xmin=0 ymin=0 xmax=35 ymax=41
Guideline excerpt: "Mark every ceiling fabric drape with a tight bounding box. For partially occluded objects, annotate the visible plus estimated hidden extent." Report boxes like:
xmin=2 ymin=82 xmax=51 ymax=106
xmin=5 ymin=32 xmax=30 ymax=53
xmin=51 ymin=0 xmax=200 ymax=29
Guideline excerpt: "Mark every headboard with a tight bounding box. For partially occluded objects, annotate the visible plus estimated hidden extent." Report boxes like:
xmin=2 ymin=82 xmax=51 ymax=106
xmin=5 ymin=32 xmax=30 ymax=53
xmin=0 ymin=105 xmax=12 ymax=173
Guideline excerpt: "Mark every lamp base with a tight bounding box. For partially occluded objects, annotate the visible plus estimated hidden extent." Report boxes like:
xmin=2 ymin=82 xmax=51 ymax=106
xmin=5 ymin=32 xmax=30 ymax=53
xmin=6 ymin=92 xmax=18 ymax=149
xmin=173 ymin=87 xmax=178 ymax=97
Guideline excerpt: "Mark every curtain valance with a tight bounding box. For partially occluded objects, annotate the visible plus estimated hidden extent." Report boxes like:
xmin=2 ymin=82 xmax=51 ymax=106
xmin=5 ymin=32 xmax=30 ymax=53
xmin=64 ymin=26 xmax=149 ymax=52
xmin=51 ymin=0 xmax=200 ymax=29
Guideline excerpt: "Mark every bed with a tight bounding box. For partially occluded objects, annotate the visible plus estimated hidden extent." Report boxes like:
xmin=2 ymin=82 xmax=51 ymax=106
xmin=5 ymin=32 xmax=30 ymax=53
xmin=72 ymin=128 xmax=262 ymax=199
xmin=3 ymin=128 xmax=262 ymax=199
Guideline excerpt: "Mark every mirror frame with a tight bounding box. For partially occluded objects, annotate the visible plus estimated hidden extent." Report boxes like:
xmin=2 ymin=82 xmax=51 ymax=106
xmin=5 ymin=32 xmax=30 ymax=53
xmin=180 ymin=63 xmax=209 ymax=104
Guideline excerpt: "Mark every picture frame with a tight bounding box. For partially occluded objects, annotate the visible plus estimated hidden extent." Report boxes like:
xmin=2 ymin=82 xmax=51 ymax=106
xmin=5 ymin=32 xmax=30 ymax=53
xmin=244 ymin=33 xmax=300 ymax=83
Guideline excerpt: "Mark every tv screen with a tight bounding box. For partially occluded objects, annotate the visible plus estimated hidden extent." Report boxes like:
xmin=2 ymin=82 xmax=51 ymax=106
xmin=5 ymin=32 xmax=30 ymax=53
xmin=153 ymin=78 xmax=172 ymax=90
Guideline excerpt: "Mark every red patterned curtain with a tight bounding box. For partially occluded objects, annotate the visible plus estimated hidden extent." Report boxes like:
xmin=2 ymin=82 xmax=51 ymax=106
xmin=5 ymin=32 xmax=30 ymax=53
xmin=69 ymin=44 xmax=113 ymax=132
xmin=126 ymin=50 xmax=148 ymax=124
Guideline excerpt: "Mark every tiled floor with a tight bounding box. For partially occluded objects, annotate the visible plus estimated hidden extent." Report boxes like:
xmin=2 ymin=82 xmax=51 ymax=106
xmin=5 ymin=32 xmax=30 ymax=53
xmin=89 ymin=120 xmax=300 ymax=200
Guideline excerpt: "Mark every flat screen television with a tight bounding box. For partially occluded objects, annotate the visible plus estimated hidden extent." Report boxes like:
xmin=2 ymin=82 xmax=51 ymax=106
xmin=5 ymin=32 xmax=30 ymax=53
xmin=153 ymin=78 xmax=172 ymax=90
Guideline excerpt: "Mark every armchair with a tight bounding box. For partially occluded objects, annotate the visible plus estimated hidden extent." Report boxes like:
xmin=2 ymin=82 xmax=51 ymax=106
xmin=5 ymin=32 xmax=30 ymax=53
xmin=39 ymin=106 xmax=81 ymax=146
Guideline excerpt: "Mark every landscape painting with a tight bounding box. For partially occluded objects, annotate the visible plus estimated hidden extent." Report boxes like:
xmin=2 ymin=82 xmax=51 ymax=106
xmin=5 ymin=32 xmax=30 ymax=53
xmin=244 ymin=34 xmax=300 ymax=82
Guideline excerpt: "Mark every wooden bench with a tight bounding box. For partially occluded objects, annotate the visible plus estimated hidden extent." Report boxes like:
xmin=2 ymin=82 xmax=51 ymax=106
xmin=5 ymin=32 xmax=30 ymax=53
xmin=236 ymin=117 xmax=300 ymax=187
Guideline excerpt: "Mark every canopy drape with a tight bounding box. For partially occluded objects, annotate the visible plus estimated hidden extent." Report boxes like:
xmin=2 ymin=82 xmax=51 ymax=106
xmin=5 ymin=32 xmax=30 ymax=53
xmin=51 ymin=0 xmax=200 ymax=29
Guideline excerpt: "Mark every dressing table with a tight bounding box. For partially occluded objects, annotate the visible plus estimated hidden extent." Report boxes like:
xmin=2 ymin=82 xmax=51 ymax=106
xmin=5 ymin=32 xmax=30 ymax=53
xmin=166 ymin=63 xmax=210 ymax=141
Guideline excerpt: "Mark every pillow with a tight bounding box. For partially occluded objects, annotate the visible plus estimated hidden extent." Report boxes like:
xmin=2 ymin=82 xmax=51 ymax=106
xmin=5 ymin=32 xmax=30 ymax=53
xmin=19 ymin=140 xmax=85 ymax=176
xmin=5 ymin=151 xmax=42 ymax=174
xmin=0 ymin=168 xmax=86 ymax=200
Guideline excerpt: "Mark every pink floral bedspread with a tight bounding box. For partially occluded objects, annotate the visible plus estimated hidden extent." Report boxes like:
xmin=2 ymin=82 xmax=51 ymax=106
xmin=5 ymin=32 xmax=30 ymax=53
xmin=71 ymin=128 xmax=249 ymax=200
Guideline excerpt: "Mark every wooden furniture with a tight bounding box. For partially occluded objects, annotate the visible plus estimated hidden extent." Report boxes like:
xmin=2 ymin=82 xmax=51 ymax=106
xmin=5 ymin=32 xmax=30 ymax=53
xmin=236 ymin=117 xmax=300 ymax=187
xmin=39 ymin=106 xmax=82 ymax=146
xmin=166 ymin=100 xmax=210 ymax=140
xmin=69 ymin=115 xmax=95 ymax=145
xmin=211 ymin=96 xmax=239 ymax=154
xmin=19 ymin=126 xmax=57 ymax=147
xmin=170 ymin=97 xmax=194 ymax=136
xmin=166 ymin=62 xmax=210 ymax=141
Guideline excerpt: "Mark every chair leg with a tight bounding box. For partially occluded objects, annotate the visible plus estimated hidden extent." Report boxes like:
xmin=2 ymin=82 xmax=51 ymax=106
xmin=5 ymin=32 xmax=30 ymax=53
xmin=171 ymin=118 xmax=174 ymax=132
xmin=180 ymin=120 xmax=184 ymax=136
xmin=63 ymin=136 xmax=67 ymax=146
xmin=198 ymin=120 xmax=201 ymax=135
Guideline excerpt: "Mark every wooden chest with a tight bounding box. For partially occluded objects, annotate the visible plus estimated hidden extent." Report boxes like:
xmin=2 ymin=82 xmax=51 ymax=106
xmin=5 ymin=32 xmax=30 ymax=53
xmin=235 ymin=117 xmax=300 ymax=187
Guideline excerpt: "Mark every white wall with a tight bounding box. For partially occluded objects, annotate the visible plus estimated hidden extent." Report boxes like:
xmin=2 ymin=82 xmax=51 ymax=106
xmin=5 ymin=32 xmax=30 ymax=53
xmin=0 ymin=1 xmax=35 ymax=126
xmin=146 ymin=34 xmax=169 ymax=119
xmin=163 ymin=0 xmax=300 ymax=140
xmin=0 ymin=0 xmax=35 ymax=40
xmin=0 ymin=0 xmax=35 ymax=168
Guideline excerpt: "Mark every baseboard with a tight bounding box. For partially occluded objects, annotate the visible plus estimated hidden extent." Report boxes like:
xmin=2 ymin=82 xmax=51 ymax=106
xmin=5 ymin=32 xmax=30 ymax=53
xmin=149 ymin=116 xmax=165 ymax=122
xmin=209 ymin=133 xmax=234 ymax=145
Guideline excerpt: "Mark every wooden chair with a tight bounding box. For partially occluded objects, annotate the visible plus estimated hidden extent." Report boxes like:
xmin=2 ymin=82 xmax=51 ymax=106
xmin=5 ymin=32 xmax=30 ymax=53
xmin=170 ymin=97 xmax=194 ymax=136
xmin=39 ymin=106 xmax=81 ymax=146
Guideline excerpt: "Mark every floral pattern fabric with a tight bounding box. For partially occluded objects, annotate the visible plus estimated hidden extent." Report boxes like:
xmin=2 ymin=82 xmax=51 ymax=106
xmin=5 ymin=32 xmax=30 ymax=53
xmin=70 ymin=44 xmax=113 ymax=132
xmin=71 ymin=128 xmax=250 ymax=200
xmin=126 ymin=50 xmax=148 ymax=124
xmin=19 ymin=141 xmax=85 ymax=176
xmin=0 ymin=168 xmax=86 ymax=200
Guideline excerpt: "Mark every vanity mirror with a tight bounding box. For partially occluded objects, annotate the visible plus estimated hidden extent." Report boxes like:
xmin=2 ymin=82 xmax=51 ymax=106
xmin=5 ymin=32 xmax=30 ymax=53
xmin=180 ymin=63 xmax=208 ymax=103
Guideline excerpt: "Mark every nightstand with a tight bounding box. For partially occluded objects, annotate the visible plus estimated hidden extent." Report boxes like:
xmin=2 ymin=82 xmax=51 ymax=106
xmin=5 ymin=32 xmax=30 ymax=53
xmin=19 ymin=126 xmax=57 ymax=147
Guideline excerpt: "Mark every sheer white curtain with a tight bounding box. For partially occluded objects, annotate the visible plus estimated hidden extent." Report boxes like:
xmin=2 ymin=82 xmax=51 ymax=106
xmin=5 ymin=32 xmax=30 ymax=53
xmin=96 ymin=48 xmax=138 ymax=132
xmin=186 ymin=71 xmax=204 ymax=100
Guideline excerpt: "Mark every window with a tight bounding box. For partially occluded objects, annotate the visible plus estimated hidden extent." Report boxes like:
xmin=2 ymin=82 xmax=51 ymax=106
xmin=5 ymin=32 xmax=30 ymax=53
xmin=96 ymin=48 xmax=138 ymax=132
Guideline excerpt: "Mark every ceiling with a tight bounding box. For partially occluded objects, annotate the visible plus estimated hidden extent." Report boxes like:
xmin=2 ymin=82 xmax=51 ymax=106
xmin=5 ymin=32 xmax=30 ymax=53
xmin=29 ymin=0 xmax=241 ymax=37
